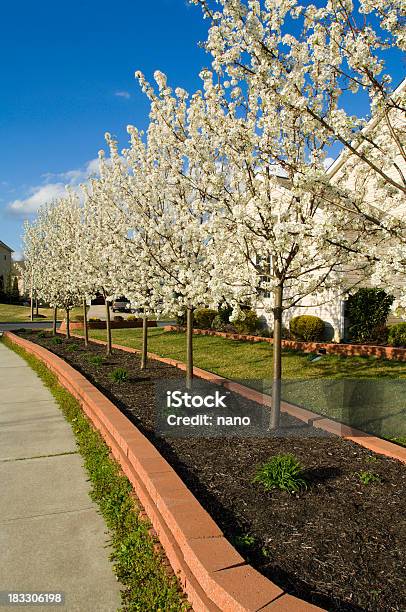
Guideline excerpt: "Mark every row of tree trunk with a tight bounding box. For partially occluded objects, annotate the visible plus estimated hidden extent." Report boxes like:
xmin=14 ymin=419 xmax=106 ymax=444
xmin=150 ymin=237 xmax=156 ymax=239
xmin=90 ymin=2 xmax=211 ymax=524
xmin=55 ymin=299 xmax=283 ymax=429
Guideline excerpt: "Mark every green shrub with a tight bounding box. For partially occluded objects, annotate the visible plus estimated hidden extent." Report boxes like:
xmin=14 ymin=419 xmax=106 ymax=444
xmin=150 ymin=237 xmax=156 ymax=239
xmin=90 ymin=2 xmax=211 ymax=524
xmin=233 ymin=534 xmax=256 ymax=549
xmin=253 ymin=454 xmax=307 ymax=493
xmin=194 ymin=308 xmax=218 ymax=329
xmin=51 ymin=336 xmax=63 ymax=345
xmin=211 ymin=314 xmax=226 ymax=331
xmin=346 ymin=288 xmax=394 ymax=343
xmin=289 ymin=315 xmax=325 ymax=341
xmin=388 ymin=322 xmax=406 ymax=347
xmin=110 ymin=368 xmax=129 ymax=383
xmin=234 ymin=310 xmax=261 ymax=335
xmin=37 ymin=331 xmax=48 ymax=339
xmin=66 ymin=343 xmax=79 ymax=352
xmin=356 ymin=471 xmax=381 ymax=485
xmin=89 ymin=317 xmax=101 ymax=322
xmin=127 ymin=315 xmax=138 ymax=321
xmin=113 ymin=315 xmax=124 ymax=321
xmin=217 ymin=304 xmax=233 ymax=324
xmin=255 ymin=327 xmax=271 ymax=338
xmin=74 ymin=314 xmax=84 ymax=322
xmin=87 ymin=354 xmax=104 ymax=366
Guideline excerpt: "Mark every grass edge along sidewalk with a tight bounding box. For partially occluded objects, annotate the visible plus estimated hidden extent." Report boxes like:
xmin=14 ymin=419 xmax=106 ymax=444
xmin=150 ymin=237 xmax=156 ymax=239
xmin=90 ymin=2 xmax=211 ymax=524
xmin=1 ymin=335 xmax=189 ymax=612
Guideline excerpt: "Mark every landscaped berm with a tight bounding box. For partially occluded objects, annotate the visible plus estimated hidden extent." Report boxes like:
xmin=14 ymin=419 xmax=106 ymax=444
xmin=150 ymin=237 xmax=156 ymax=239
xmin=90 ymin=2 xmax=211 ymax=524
xmin=9 ymin=329 xmax=406 ymax=612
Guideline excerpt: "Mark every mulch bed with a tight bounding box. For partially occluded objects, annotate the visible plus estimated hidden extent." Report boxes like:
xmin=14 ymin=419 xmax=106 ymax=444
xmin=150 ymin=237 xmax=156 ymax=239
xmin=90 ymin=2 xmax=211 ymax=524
xmin=20 ymin=331 xmax=406 ymax=612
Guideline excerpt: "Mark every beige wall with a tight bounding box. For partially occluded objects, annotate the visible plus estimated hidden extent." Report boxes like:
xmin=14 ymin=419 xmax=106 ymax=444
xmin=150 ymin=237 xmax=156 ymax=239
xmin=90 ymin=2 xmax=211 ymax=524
xmin=0 ymin=245 xmax=12 ymax=290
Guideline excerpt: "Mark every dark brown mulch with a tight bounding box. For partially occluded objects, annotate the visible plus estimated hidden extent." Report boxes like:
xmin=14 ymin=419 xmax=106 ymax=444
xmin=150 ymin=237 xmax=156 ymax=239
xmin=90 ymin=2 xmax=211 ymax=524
xmin=21 ymin=332 xmax=406 ymax=612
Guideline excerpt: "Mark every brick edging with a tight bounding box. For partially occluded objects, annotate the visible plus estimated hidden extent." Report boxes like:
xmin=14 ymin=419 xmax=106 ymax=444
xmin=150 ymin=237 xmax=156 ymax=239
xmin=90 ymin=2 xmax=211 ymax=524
xmin=164 ymin=326 xmax=406 ymax=362
xmin=4 ymin=332 xmax=323 ymax=612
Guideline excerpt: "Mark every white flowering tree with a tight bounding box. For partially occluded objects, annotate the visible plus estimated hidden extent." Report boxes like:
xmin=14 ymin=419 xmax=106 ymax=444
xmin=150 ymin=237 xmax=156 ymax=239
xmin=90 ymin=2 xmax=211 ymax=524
xmin=125 ymin=71 xmax=229 ymax=386
xmin=81 ymin=156 xmax=130 ymax=356
xmin=22 ymin=193 xmax=83 ymax=337
xmin=22 ymin=218 xmax=44 ymax=323
xmin=185 ymin=0 xmax=406 ymax=426
xmin=88 ymin=132 xmax=163 ymax=369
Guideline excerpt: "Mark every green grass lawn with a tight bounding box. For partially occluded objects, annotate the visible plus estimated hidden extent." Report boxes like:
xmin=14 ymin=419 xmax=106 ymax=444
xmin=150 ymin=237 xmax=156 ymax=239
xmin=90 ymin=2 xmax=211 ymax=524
xmin=0 ymin=303 xmax=83 ymax=322
xmin=77 ymin=327 xmax=406 ymax=442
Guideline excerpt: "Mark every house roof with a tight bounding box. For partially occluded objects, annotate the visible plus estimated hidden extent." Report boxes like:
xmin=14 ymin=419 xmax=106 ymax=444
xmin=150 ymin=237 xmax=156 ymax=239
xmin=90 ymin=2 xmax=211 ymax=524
xmin=0 ymin=240 xmax=14 ymax=253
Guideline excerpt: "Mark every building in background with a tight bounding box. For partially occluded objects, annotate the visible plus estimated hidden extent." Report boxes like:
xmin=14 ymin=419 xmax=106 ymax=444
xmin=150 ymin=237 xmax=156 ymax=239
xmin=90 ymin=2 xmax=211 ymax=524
xmin=0 ymin=240 xmax=13 ymax=295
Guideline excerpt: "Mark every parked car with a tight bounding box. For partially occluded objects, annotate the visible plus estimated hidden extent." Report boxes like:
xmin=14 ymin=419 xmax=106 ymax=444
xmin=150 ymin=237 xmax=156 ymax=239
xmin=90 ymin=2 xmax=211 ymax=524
xmin=112 ymin=297 xmax=131 ymax=313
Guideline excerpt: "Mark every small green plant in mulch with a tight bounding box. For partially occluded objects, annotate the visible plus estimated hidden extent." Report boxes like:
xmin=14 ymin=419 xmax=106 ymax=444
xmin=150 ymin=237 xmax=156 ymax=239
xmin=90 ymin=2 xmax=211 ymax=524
xmin=356 ymin=470 xmax=381 ymax=485
xmin=233 ymin=534 xmax=256 ymax=549
xmin=253 ymin=454 xmax=308 ymax=493
xmin=365 ymin=455 xmax=377 ymax=463
xmin=37 ymin=331 xmax=49 ymax=339
xmin=50 ymin=336 xmax=63 ymax=345
xmin=2 ymin=336 xmax=188 ymax=611
xmin=65 ymin=343 xmax=79 ymax=352
xmin=86 ymin=354 xmax=104 ymax=366
xmin=110 ymin=367 xmax=129 ymax=383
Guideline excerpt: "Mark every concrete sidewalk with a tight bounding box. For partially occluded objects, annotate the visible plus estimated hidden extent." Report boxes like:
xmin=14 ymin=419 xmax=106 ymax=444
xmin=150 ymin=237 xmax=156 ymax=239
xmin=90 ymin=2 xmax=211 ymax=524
xmin=0 ymin=342 xmax=121 ymax=611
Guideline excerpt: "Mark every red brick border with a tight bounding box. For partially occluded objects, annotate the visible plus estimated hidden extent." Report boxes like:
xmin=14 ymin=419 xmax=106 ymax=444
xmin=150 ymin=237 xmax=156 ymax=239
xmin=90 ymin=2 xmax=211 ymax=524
xmin=4 ymin=332 xmax=323 ymax=612
xmin=164 ymin=326 xmax=406 ymax=362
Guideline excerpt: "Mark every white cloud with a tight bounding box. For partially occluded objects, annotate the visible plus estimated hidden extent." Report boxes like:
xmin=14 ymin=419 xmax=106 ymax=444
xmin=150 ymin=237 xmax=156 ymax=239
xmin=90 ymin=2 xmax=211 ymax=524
xmin=85 ymin=158 xmax=100 ymax=175
xmin=115 ymin=90 xmax=131 ymax=100
xmin=42 ymin=157 xmax=99 ymax=185
xmin=8 ymin=183 xmax=68 ymax=215
xmin=7 ymin=158 xmax=100 ymax=216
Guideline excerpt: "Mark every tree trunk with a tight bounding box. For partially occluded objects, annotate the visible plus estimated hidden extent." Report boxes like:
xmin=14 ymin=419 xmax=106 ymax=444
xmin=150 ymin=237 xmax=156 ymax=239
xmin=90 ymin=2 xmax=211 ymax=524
xmin=105 ymin=300 xmax=112 ymax=356
xmin=270 ymin=285 xmax=283 ymax=430
xmin=186 ymin=307 xmax=194 ymax=389
xmin=83 ymin=299 xmax=89 ymax=347
xmin=52 ymin=307 xmax=57 ymax=336
xmin=66 ymin=308 xmax=71 ymax=339
xmin=30 ymin=280 xmax=34 ymax=322
xmin=140 ymin=313 xmax=148 ymax=370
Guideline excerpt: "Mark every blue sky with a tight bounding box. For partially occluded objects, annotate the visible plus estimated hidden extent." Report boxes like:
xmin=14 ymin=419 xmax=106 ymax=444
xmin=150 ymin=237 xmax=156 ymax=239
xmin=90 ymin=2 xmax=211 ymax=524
xmin=0 ymin=0 xmax=209 ymax=256
xmin=0 ymin=0 xmax=404 ymax=258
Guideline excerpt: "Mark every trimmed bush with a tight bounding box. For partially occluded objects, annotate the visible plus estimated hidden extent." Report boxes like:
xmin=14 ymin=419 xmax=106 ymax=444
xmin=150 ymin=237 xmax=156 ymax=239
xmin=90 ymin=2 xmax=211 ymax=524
xmin=233 ymin=309 xmax=261 ymax=335
xmin=217 ymin=304 xmax=233 ymax=324
xmin=127 ymin=315 xmax=138 ymax=321
xmin=113 ymin=315 xmax=124 ymax=321
xmin=194 ymin=308 xmax=218 ymax=329
xmin=211 ymin=315 xmax=237 ymax=332
xmin=89 ymin=317 xmax=101 ymax=322
xmin=346 ymin=288 xmax=394 ymax=343
xmin=74 ymin=314 xmax=84 ymax=322
xmin=289 ymin=315 xmax=325 ymax=341
xmin=388 ymin=322 xmax=406 ymax=347
xmin=211 ymin=314 xmax=226 ymax=331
